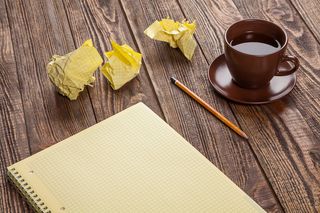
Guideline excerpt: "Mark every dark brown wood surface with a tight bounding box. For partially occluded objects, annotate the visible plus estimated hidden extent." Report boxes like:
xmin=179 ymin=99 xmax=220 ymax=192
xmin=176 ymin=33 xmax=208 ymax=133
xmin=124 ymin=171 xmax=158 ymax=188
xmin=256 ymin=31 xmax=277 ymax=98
xmin=0 ymin=0 xmax=319 ymax=212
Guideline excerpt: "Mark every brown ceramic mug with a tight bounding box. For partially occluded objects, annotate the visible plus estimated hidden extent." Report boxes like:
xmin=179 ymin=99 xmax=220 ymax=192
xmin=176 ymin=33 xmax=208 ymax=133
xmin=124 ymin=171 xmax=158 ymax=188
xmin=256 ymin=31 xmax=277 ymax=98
xmin=224 ymin=19 xmax=299 ymax=89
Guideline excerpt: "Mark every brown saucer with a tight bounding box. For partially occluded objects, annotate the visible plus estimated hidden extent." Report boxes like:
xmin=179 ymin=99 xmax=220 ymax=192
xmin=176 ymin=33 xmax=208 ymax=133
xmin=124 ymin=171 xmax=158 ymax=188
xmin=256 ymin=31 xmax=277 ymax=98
xmin=208 ymin=54 xmax=297 ymax=104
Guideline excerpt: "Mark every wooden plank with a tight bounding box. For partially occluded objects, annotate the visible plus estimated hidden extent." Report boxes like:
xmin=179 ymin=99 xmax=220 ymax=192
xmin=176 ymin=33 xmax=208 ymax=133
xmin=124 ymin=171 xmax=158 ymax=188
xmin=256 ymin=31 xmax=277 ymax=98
xmin=174 ymin=0 xmax=320 ymax=211
xmin=118 ymin=0 xmax=282 ymax=211
xmin=0 ymin=0 xmax=31 ymax=211
xmin=289 ymin=0 xmax=320 ymax=43
xmin=4 ymin=0 xmax=98 ymax=155
xmin=58 ymin=0 xmax=163 ymax=121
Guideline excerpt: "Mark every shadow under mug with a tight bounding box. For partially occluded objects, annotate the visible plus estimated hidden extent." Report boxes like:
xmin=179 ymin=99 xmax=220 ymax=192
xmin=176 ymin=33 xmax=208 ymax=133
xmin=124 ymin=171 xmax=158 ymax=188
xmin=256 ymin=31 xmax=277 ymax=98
xmin=224 ymin=19 xmax=299 ymax=89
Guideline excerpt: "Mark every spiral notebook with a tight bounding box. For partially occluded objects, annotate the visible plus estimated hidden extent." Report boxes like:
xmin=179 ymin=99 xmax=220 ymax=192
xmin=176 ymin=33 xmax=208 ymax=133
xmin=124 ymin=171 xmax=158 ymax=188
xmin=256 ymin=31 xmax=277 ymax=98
xmin=7 ymin=103 xmax=265 ymax=212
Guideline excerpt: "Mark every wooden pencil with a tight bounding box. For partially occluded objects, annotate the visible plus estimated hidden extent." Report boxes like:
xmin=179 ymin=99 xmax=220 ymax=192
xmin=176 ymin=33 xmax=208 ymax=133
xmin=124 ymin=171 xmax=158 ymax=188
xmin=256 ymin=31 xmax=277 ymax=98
xmin=171 ymin=77 xmax=248 ymax=139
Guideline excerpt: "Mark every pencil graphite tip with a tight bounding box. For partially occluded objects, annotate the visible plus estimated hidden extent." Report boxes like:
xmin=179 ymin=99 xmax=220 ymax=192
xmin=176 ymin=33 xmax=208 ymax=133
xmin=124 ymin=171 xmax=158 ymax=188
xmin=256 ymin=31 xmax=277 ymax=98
xmin=170 ymin=77 xmax=177 ymax=84
xmin=242 ymin=132 xmax=249 ymax=140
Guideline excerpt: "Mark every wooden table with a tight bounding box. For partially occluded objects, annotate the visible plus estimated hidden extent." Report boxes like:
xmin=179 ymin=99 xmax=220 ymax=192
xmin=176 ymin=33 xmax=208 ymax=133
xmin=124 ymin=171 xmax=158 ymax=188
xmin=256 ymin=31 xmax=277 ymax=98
xmin=1 ymin=0 xmax=319 ymax=212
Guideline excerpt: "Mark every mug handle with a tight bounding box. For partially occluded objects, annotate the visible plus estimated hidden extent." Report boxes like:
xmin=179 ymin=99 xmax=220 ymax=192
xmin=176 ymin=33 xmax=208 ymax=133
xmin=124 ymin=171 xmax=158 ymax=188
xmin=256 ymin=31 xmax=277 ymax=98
xmin=275 ymin=55 xmax=300 ymax=76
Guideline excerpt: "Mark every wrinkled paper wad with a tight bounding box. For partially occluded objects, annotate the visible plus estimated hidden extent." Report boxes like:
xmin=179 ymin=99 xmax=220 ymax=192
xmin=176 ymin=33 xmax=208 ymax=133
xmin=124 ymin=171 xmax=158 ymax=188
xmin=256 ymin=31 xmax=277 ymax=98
xmin=47 ymin=39 xmax=103 ymax=100
xmin=144 ymin=18 xmax=196 ymax=60
xmin=101 ymin=40 xmax=142 ymax=90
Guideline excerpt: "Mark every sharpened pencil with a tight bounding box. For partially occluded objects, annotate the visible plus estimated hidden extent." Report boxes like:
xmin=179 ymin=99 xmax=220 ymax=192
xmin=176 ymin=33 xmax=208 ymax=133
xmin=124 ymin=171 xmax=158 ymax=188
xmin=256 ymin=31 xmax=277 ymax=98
xmin=171 ymin=77 xmax=248 ymax=139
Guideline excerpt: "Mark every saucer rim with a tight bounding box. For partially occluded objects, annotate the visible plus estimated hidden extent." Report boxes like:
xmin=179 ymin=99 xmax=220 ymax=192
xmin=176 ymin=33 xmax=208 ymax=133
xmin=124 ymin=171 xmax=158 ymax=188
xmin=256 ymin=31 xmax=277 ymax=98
xmin=208 ymin=54 xmax=297 ymax=105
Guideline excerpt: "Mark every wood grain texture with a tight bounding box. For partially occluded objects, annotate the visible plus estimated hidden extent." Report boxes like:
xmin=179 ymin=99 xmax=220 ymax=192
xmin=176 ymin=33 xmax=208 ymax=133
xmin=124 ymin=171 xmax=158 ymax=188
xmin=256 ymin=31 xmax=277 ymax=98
xmin=233 ymin=0 xmax=320 ymax=174
xmin=4 ymin=0 xmax=97 ymax=153
xmin=119 ymin=0 xmax=281 ymax=211
xmin=289 ymin=0 xmax=320 ymax=43
xmin=231 ymin=1 xmax=320 ymax=136
xmin=174 ymin=0 xmax=320 ymax=211
xmin=1 ymin=0 xmax=319 ymax=212
xmin=0 ymin=0 xmax=31 ymax=211
xmin=2 ymin=0 xmax=97 ymax=210
xmin=60 ymin=0 xmax=163 ymax=121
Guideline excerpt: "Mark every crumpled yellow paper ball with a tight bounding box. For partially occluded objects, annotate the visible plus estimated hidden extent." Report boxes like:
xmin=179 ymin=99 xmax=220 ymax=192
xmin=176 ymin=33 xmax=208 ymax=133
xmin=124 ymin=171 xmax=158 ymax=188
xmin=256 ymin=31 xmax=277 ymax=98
xmin=144 ymin=18 xmax=197 ymax=60
xmin=101 ymin=40 xmax=142 ymax=90
xmin=47 ymin=39 xmax=103 ymax=100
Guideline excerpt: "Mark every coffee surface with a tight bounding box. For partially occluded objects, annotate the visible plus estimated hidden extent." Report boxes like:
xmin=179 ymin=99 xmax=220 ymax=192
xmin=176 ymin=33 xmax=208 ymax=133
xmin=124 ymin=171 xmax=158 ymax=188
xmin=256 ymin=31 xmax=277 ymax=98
xmin=230 ymin=32 xmax=281 ymax=55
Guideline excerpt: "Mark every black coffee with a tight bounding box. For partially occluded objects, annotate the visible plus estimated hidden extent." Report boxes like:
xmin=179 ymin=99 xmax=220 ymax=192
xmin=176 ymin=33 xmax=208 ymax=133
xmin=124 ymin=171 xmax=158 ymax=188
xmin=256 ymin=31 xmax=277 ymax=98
xmin=230 ymin=32 xmax=281 ymax=55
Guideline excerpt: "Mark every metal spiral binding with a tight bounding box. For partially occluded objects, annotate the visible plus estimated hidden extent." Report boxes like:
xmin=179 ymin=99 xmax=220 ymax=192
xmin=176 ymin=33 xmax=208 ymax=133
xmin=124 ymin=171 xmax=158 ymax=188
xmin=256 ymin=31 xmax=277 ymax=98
xmin=8 ymin=167 xmax=51 ymax=213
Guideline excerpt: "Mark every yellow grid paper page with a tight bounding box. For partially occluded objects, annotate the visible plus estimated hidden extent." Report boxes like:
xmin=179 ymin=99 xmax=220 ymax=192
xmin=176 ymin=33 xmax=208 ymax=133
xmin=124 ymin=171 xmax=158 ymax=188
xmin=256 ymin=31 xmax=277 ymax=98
xmin=8 ymin=103 xmax=265 ymax=213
